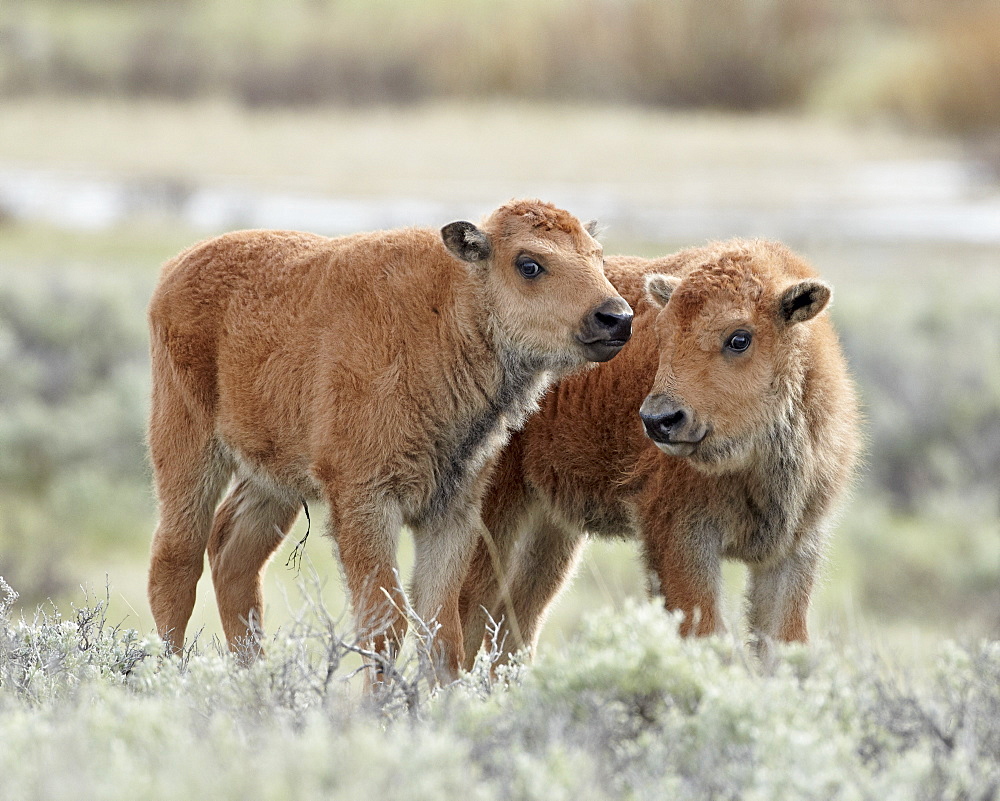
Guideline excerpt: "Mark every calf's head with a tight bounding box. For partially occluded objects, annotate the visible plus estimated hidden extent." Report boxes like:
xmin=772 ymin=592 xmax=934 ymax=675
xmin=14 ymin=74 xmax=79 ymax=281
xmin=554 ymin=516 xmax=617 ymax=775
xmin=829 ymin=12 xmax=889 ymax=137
xmin=442 ymin=200 xmax=632 ymax=370
xmin=638 ymin=243 xmax=831 ymax=472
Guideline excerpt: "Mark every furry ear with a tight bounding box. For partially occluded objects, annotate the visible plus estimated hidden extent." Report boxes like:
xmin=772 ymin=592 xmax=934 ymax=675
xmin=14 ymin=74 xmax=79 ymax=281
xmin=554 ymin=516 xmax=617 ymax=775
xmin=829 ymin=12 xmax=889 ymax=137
xmin=778 ymin=280 xmax=831 ymax=324
xmin=584 ymin=219 xmax=601 ymax=238
xmin=441 ymin=221 xmax=492 ymax=263
xmin=645 ymin=273 xmax=681 ymax=309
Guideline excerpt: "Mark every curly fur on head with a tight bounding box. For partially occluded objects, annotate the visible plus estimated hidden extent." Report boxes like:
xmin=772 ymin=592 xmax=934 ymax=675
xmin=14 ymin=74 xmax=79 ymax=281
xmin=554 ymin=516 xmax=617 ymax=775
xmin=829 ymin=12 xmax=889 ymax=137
xmin=670 ymin=253 xmax=766 ymax=314
xmin=490 ymin=199 xmax=592 ymax=238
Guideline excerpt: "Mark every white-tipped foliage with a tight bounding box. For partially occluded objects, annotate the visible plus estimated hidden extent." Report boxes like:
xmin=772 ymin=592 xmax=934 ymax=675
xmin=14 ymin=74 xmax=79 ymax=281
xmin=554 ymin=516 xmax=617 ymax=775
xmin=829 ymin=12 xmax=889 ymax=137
xmin=1 ymin=584 xmax=997 ymax=801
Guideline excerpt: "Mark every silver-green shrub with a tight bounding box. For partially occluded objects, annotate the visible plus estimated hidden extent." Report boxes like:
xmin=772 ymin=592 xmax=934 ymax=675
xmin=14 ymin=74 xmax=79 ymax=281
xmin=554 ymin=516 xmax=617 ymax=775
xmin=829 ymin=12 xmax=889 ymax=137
xmin=8 ymin=582 xmax=994 ymax=801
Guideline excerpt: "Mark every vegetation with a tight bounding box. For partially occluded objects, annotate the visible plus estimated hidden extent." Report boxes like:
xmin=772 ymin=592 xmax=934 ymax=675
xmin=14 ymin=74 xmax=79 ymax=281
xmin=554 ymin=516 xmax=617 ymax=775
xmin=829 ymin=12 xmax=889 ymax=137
xmin=0 ymin=265 xmax=153 ymax=603
xmin=1 ymin=0 xmax=998 ymax=140
xmin=1 ymin=579 xmax=997 ymax=800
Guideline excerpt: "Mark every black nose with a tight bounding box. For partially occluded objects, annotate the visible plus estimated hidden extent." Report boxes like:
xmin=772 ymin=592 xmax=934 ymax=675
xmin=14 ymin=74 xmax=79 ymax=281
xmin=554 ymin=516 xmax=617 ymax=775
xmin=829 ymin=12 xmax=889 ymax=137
xmin=591 ymin=299 xmax=633 ymax=342
xmin=640 ymin=408 xmax=686 ymax=442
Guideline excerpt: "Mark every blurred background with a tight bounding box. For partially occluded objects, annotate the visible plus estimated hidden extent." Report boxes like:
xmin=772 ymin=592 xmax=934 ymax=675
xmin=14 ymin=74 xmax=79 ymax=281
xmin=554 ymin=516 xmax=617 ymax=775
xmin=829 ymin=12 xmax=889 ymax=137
xmin=1 ymin=0 xmax=997 ymax=650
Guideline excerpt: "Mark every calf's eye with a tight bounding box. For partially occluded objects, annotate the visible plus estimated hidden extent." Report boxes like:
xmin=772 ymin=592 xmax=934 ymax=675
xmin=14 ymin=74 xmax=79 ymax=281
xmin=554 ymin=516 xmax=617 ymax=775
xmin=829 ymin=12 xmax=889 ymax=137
xmin=516 ymin=257 xmax=544 ymax=279
xmin=726 ymin=330 xmax=752 ymax=352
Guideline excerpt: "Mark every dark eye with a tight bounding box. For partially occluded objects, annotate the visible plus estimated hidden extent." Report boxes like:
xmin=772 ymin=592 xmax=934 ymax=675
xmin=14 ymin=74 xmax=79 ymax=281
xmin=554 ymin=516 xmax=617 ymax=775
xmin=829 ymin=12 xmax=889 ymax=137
xmin=726 ymin=330 xmax=752 ymax=353
xmin=516 ymin=256 xmax=544 ymax=279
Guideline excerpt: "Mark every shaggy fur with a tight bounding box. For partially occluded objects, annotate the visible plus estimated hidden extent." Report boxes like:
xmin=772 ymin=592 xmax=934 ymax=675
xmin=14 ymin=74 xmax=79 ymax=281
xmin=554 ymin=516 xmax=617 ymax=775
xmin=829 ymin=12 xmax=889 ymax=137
xmin=459 ymin=240 xmax=860 ymax=665
xmin=146 ymin=199 xmax=632 ymax=680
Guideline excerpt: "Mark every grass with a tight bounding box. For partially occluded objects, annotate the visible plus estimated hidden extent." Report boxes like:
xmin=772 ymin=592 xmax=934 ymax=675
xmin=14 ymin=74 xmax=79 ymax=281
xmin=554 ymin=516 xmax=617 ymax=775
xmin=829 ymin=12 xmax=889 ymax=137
xmin=0 ymin=98 xmax=958 ymax=200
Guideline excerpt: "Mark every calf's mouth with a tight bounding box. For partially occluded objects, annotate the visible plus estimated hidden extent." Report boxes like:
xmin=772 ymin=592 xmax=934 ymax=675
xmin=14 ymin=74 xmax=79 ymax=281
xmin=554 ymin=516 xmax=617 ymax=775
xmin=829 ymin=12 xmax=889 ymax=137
xmin=638 ymin=394 xmax=709 ymax=457
xmin=576 ymin=297 xmax=634 ymax=362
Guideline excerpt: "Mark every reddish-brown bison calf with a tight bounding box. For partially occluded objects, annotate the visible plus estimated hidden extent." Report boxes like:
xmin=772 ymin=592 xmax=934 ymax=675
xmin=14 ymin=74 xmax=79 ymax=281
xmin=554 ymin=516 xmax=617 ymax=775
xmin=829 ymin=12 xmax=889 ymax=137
xmin=146 ymin=199 xmax=632 ymax=679
xmin=460 ymin=239 xmax=860 ymax=665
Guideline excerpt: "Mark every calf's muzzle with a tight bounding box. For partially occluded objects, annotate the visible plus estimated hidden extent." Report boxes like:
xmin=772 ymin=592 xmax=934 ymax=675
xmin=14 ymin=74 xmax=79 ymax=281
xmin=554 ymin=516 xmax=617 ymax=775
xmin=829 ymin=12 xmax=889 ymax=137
xmin=639 ymin=394 xmax=707 ymax=457
xmin=577 ymin=297 xmax=633 ymax=362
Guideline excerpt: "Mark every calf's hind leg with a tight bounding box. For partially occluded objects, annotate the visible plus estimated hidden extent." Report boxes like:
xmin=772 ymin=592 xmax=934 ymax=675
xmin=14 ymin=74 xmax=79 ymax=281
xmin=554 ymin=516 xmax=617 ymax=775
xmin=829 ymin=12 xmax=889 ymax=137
xmin=207 ymin=478 xmax=301 ymax=652
xmin=458 ymin=505 xmax=531 ymax=670
xmin=471 ymin=515 xmax=586 ymax=669
xmin=148 ymin=402 xmax=231 ymax=652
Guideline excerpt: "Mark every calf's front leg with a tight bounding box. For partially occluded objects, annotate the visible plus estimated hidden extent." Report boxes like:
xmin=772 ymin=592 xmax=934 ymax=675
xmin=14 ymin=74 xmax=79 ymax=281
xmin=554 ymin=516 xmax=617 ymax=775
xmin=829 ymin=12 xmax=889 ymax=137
xmin=643 ymin=518 xmax=724 ymax=637
xmin=330 ymin=497 xmax=408 ymax=685
xmin=410 ymin=511 xmax=484 ymax=684
xmin=745 ymin=543 xmax=821 ymax=646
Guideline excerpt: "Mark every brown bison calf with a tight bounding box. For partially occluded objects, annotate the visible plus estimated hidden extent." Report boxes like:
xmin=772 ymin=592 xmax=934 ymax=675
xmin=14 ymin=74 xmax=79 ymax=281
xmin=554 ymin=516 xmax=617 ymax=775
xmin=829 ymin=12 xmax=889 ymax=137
xmin=146 ymin=199 xmax=632 ymax=679
xmin=460 ymin=239 xmax=860 ymax=665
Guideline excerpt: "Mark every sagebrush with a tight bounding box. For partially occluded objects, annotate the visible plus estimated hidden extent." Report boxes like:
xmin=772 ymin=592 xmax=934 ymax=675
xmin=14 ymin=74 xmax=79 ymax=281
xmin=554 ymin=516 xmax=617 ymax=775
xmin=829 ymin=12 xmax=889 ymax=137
xmin=1 ymin=578 xmax=997 ymax=800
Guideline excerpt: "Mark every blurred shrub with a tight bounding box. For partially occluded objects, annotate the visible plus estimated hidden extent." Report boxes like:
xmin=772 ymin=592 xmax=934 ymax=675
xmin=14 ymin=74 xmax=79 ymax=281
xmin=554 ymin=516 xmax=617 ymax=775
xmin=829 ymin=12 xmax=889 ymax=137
xmin=0 ymin=271 xmax=152 ymax=604
xmin=7 ymin=0 xmax=997 ymax=134
xmin=808 ymin=2 xmax=1000 ymax=172
xmin=0 ymin=274 xmax=148 ymax=486
xmin=586 ymin=0 xmax=829 ymax=109
xmin=420 ymin=0 xmax=831 ymax=110
xmin=836 ymin=280 xmax=1000 ymax=515
xmin=0 ymin=0 xmax=872 ymax=111
xmin=853 ymin=7 xmax=1000 ymax=138
xmin=827 ymin=262 xmax=1000 ymax=638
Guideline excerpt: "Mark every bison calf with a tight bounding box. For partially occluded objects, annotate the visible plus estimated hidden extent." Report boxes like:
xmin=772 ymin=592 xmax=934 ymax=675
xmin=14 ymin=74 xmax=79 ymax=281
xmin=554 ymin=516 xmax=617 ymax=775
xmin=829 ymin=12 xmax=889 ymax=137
xmin=460 ymin=239 xmax=860 ymax=664
xmin=147 ymin=199 xmax=632 ymax=679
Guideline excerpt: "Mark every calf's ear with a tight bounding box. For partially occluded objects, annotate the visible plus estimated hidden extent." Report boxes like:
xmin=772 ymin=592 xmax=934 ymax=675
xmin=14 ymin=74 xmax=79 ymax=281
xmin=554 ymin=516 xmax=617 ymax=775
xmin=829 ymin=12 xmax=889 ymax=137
xmin=778 ymin=279 xmax=831 ymax=324
xmin=441 ymin=221 xmax=492 ymax=263
xmin=645 ymin=273 xmax=681 ymax=309
xmin=584 ymin=219 xmax=601 ymax=238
